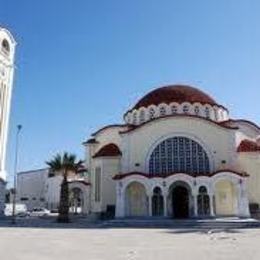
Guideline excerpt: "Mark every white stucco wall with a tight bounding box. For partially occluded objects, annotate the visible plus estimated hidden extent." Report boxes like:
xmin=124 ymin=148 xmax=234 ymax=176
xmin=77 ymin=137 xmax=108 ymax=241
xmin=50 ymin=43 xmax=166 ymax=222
xmin=238 ymin=153 xmax=260 ymax=205
xmin=121 ymin=116 xmax=236 ymax=173
xmin=16 ymin=169 xmax=49 ymax=211
xmin=0 ymin=28 xmax=16 ymax=214
xmin=100 ymin=158 xmax=120 ymax=212
xmin=45 ymin=175 xmax=63 ymax=211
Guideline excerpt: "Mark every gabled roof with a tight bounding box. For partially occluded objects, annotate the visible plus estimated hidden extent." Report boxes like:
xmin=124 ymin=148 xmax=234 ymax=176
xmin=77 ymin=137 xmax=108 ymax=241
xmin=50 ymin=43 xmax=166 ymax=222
xmin=237 ymin=139 xmax=260 ymax=152
xmin=93 ymin=143 xmax=122 ymax=158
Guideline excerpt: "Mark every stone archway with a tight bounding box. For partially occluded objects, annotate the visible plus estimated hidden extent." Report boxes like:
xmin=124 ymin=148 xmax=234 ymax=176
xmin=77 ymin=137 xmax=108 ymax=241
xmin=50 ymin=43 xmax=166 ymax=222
xmin=69 ymin=187 xmax=84 ymax=214
xmin=169 ymin=181 xmax=192 ymax=219
xmin=125 ymin=182 xmax=148 ymax=217
xmin=172 ymin=186 xmax=189 ymax=218
xmin=68 ymin=181 xmax=89 ymax=215
xmin=214 ymin=179 xmax=237 ymax=216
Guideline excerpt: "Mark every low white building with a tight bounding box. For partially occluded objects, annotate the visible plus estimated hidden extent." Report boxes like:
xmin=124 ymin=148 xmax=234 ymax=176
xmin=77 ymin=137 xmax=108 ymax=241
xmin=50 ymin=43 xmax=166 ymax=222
xmin=16 ymin=168 xmax=49 ymax=210
xmin=17 ymin=167 xmax=90 ymax=213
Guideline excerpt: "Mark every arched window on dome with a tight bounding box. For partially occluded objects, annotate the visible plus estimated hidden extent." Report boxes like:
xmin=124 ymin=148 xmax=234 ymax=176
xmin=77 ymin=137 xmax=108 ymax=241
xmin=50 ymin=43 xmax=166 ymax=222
xmin=159 ymin=106 xmax=166 ymax=116
xmin=205 ymin=107 xmax=210 ymax=119
xmin=183 ymin=105 xmax=189 ymax=114
xmin=139 ymin=110 xmax=145 ymax=123
xmin=171 ymin=105 xmax=178 ymax=114
xmin=214 ymin=108 xmax=219 ymax=121
xmin=132 ymin=112 xmax=137 ymax=125
xmin=194 ymin=106 xmax=200 ymax=116
xmin=149 ymin=108 xmax=156 ymax=119
xmin=2 ymin=39 xmax=10 ymax=54
xmin=149 ymin=137 xmax=210 ymax=175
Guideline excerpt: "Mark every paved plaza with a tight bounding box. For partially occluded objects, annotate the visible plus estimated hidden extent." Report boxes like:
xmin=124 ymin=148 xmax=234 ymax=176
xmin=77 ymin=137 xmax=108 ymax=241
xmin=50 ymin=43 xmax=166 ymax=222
xmin=0 ymin=218 xmax=260 ymax=260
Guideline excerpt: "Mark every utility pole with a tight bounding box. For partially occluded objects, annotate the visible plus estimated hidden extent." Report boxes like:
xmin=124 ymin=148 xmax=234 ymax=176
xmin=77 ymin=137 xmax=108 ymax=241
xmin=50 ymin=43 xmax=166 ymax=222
xmin=11 ymin=124 xmax=22 ymax=224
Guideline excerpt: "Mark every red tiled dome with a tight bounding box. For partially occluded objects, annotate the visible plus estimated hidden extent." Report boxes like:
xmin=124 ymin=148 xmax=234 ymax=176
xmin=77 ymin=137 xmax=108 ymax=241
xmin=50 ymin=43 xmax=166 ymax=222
xmin=132 ymin=85 xmax=218 ymax=110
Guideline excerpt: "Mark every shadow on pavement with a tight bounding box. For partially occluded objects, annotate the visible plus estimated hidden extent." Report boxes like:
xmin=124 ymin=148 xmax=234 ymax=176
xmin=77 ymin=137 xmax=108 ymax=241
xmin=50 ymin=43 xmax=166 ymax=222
xmin=1 ymin=216 xmax=260 ymax=232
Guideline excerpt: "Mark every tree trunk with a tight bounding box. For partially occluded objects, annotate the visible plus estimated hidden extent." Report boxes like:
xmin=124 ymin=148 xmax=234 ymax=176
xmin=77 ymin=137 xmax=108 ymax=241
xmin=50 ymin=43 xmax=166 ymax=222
xmin=57 ymin=172 xmax=70 ymax=223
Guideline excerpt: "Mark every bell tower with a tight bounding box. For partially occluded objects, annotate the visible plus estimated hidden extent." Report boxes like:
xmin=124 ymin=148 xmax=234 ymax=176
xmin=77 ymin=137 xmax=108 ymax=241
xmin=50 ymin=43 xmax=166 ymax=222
xmin=0 ymin=27 xmax=16 ymax=214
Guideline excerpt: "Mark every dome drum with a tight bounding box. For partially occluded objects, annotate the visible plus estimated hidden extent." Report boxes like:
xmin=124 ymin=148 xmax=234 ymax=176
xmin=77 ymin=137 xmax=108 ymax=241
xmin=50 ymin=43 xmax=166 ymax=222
xmin=124 ymin=102 xmax=229 ymax=125
xmin=124 ymin=85 xmax=229 ymax=125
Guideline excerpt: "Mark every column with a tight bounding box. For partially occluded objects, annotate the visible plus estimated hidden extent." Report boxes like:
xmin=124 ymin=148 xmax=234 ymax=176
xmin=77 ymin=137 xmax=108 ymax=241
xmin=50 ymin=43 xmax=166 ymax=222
xmin=163 ymin=193 xmax=167 ymax=217
xmin=115 ymin=182 xmax=125 ymax=218
xmin=148 ymin=195 xmax=152 ymax=217
xmin=238 ymin=181 xmax=250 ymax=217
xmin=193 ymin=195 xmax=198 ymax=217
xmin=209 ymin=194 xmax=215 ymax=217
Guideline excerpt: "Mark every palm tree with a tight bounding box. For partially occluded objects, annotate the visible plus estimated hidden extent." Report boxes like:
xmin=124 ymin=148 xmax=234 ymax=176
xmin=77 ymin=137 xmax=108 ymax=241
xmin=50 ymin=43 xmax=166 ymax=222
xmin=46 ymin=152 xmax=84 ymax=223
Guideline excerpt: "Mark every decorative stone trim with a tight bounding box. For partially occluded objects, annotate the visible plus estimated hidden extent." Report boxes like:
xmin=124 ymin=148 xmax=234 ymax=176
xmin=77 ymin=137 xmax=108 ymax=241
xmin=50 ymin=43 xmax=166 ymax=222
xmin=113 ymin=170 xmax=249 ymax=180
xmin=120 ymin=114 xmax=238 ymax=135
xmin=124 ymin=102 xmax=229 ymax=125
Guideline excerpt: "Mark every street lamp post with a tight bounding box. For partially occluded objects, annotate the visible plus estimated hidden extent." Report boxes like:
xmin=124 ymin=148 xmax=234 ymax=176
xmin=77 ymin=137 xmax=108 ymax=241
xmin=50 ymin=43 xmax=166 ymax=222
xmin=11 ymin=124 xmax=22 ymax=224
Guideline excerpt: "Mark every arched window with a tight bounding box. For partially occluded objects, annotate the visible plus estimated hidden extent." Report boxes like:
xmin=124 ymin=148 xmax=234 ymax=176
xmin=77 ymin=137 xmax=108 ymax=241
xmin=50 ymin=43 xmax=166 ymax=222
xmin=214 ymin=109 xmax=218 ymax=121
xmin=205 ymin=107 xmax=210 ymax=119
xmin=2 ymin=39 xmax=10 ymax=53
xmin=149 ymin=108 xmax=156 ymax=119
xmin=159 ymin=106 xmax=166 ymax=116
xmin=132 ymin=112 xmax=137 ymax=125
xmin=149 ymin=137 xmax=210 ymax=175
xmin=197 ymin=186 xmax=210 ymax=216
xmin=194 ymin=106 xmax=200 ymax=115
xmin=171 ymin=105 xmax=178 ymax=114
xmin=183 ymin=105 xmax=189 ymax=114
xmin=152 ymin=187 xmax=164 ymax=216
xmin=139 ymin=110 xmax=145 ymax=123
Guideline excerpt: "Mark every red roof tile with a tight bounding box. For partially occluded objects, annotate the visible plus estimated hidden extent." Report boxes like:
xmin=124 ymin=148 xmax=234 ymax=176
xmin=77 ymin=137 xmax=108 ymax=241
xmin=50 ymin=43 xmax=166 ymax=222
xmin=93 ymin=143 xmax=122 ymax=158
xmin=130 ymin=85 xmax=222 ymax=111
xmin=237 ymin=139 xmax=260 ymax=152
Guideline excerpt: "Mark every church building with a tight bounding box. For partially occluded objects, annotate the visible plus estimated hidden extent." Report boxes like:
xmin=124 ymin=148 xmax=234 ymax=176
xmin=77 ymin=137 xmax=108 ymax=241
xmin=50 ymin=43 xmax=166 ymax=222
xmin=83 ymin=84 xmax=260 ymax=219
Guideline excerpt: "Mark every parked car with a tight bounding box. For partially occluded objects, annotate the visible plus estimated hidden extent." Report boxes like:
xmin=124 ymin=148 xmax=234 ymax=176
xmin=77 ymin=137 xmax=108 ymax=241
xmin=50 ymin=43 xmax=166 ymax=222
xmin=5 ymin=203 xmax=28 ymax=217
xmin=30 ymin=207 xmax=50 ymax=217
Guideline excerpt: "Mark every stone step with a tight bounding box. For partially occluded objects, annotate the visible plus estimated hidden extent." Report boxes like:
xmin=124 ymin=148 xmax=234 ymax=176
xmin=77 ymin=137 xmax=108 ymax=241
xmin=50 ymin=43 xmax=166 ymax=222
xmin=101 ymin=218 xmax=260 ymax=229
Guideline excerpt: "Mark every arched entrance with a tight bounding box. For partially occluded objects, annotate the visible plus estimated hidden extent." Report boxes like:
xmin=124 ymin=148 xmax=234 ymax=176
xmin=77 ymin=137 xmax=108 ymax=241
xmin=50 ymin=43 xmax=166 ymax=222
xmin=214 ymin=180 xmax=237 ymax=216
xmin=152 ymin=187 xmax=164 ymax=216
xmin=170 ymin=184 xmax=190 ymax=218
xmin=125 ymin=182 xmax=148 ymax=217
xmin=69 ymin=187 xmax=84 ymax=214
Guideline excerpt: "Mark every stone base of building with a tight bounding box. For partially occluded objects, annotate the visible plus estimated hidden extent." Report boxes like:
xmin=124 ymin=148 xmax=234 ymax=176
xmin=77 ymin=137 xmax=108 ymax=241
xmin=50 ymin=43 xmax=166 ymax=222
xmin=0 ymin=179 xmax=6 ymax=215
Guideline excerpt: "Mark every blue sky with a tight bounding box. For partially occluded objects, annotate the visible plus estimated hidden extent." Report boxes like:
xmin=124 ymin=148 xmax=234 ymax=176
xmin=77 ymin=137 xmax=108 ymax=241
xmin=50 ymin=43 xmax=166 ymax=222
xmin=1 ymin=0 xmax=260 ymax=184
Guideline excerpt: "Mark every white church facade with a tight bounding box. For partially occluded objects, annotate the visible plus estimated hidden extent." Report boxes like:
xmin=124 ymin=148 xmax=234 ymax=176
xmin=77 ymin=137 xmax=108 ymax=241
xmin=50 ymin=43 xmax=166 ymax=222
xmin=0 ymin=27 xmax=16 ymax=215
xmin=16 ymin=85 xmax=260 ymax=219
xmin=83 ymin=84 xmax=260 ymax=219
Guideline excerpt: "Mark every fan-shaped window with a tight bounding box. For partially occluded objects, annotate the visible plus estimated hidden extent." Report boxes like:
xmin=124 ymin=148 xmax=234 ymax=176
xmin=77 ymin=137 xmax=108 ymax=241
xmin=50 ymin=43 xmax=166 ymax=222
xmin=149 ymin=137 xmax=210 ymax=175
xmin=199 ymin=186 xmax=207 ymax=193
xmin=2 ymin=39 xmax=10 ymax=53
